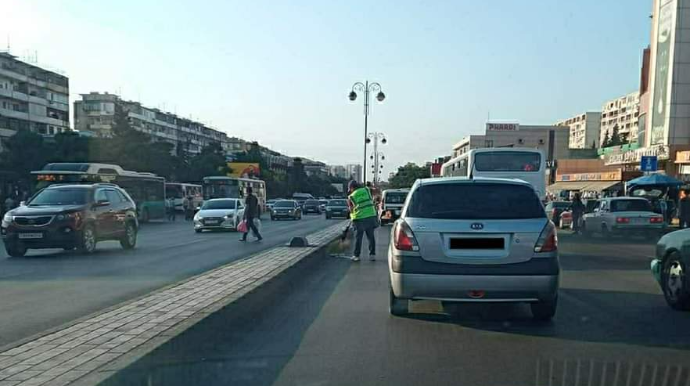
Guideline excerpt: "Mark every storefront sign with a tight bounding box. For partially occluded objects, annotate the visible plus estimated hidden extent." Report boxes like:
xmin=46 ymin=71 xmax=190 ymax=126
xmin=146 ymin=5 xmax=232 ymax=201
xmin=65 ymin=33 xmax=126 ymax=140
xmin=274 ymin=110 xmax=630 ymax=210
xmin=604 ymin=145 xmax=670 ymax=166
xmin=676 ymin=150 xmax=690 ymax=163
xmin=557 ymin=170 xmax=622 ymax=182
xmin=486 ymin=123 xmax=519 ymax=132
xmin=650 ymin=0 xmax=675 ymax=145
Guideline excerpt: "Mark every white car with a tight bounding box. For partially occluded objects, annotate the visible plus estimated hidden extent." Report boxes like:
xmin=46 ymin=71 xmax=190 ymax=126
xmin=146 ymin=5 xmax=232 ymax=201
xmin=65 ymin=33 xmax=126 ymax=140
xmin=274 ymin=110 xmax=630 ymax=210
xmin=194 ymin=198 xmax=245 ymax=233
xmin=582 ymin=197 xmax=665 ymax=239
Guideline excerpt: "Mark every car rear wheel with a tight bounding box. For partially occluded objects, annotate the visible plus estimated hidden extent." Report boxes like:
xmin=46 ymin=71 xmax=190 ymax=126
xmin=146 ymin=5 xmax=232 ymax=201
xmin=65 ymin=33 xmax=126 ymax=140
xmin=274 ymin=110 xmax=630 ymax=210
xmin=5 ymin=243 xmax=27 ymax=258
xmin=78 ymin=225 xmax=97 ymax=254
xmin=662 ymin=252 xmax=690 ymax=310
xmin=120 ymin=222 xmax=137 ymax=250
xmin=389 ymin=288 xmax=408 ymax=316
xmin=531 ymin=296 xmax=557 ymax=321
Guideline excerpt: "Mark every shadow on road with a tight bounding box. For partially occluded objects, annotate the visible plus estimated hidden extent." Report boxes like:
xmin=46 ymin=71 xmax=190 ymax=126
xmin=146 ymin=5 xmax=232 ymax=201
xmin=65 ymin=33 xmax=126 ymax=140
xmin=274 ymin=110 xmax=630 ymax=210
xmin=100 ymin=245 xmax=352 ymax=386
xmin=403 ymin=288 xmax=690 ymax=350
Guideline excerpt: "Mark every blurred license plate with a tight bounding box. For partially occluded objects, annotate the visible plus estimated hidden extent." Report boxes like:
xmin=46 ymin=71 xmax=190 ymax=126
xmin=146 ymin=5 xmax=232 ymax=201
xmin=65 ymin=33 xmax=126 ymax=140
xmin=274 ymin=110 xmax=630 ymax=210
xmin=450 ymin=238 xmax=504 ymax=249
xmin=18 ymin=233 xmax=42 ymax=239
xmin=205 ymin=220 xmax=219 ymax=225
xmin=632 ymin=218 xmax=646 ymax=224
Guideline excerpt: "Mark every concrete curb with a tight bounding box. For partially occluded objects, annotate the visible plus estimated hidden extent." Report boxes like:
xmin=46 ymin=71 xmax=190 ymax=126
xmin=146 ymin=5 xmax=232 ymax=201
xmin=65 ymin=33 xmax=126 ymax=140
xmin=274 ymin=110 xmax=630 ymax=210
xmin=0 ymin=221 xmax=346 ymax=386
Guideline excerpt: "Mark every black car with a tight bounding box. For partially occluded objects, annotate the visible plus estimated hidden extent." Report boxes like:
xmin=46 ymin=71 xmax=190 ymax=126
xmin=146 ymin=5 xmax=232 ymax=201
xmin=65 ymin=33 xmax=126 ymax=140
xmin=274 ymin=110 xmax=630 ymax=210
xmin=303 ymin=199 xmax=322 ymax=214
xmin=1 ymin=184 xmax=139 ymax=257
xmin=270 ymin=200 xmax=302 ymax=220
xmin=325 ymin=199 xmax=349 ymax=219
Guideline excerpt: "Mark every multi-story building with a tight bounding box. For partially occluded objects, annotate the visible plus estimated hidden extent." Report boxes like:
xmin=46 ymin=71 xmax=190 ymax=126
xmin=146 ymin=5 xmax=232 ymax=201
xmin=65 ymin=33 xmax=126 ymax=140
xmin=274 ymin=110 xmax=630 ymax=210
xmin=451 ymin=135 xmax=486 ymax=158
xmin=74 ymin=92 xmax=228 ymax=155
xmin=303 ymin=160 xmax=329 ymax=178
xmin=600 ymin=91 xmax=640 ymax=146
xmin=328 ymin=165 xmax=349 ymax=179
xmin=555 ymin=112 xmax=602 ymax=149
xmin=0 ymin=52 xmax=70 ymax=141
xmin=346 ymin=164 xmax=362 ymax=183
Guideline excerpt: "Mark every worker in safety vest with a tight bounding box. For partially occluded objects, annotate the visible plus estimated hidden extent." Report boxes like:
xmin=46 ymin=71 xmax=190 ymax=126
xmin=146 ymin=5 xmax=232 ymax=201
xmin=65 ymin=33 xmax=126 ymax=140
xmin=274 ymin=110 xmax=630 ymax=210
xmin=347 ymin=180 xmax=378 ymax=262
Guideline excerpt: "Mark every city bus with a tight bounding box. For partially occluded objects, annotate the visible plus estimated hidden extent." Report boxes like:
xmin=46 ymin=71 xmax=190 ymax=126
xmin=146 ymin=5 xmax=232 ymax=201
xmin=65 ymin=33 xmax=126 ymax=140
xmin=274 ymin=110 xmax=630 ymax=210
xmin=202 ymin=176 xmax=267 ymax=213
xmin=31 ymin=163 xmax=166 ymax=222
xmin=441 ymin=148 xmax=546 ymax=199
xmin=165 ymin=182 xmax=202 ymax=212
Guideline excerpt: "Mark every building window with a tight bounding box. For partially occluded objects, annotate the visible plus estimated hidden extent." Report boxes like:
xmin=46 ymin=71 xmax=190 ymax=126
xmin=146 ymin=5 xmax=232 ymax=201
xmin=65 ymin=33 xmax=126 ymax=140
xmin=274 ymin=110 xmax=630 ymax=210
xmin=485 ymin=140 xmax=494 ymax=147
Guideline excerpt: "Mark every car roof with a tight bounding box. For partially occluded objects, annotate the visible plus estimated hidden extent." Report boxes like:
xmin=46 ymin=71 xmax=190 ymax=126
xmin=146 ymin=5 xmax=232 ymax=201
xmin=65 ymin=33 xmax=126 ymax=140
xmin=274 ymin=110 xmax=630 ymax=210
xmin=383 ymin=189 xmax=410 ymax=193
xmin=206 ymin=198 xmax=238 ymax=202
xmin=45 ymin=184 xmax=111 ymax=190
xmin=416 ymin=176 xmax=532 ymax=188
xmin=603 ymin=197 xmax=648 ymax=201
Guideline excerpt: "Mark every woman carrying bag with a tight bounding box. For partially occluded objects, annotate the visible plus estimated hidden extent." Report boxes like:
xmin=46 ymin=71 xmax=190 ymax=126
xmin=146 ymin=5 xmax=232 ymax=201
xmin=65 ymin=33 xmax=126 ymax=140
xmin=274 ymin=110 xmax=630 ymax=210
xmin=239 ymin=187 xmax=263 ymax=242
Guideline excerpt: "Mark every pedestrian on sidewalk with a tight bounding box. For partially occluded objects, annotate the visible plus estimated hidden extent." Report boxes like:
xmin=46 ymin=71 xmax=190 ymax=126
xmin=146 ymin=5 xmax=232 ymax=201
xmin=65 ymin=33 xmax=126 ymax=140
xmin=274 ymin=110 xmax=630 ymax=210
xmin=166 ymin=197 xmax=176 ymax=222
xmin=240 ymin=186 xmax=263 ymax=242
xmin=347 ymin=180 xmax=378 ymax=262
xmin=680 ymin=190 xmax=690 ymax=228
xmin=182 ymin=196 xmax=190 ymax=221
xmin=568 ymin=193 xmax=585 ymax=234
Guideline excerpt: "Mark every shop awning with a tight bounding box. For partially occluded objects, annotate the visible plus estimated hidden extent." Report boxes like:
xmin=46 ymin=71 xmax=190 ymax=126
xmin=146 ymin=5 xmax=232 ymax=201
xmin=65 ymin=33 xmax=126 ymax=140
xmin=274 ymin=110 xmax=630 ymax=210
xmin=581 ymin=180 xmax=621 ymax=192
xmin=547 ymin=181 xmax=592 ymax=192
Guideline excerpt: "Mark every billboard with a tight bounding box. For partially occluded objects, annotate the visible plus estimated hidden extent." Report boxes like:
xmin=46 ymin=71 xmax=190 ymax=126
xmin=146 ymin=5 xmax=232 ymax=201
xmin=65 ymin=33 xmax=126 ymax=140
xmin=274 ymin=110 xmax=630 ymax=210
xmin=228 ymin=163 xmax=260 ymax=178
xmin=650 ymin=0 xmax=676 ymax=145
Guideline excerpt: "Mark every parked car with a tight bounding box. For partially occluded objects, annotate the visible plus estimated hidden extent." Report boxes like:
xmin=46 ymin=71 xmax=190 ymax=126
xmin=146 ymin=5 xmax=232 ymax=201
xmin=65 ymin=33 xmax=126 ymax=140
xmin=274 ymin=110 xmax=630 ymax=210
xmin=388 ymin=177 xmax=559 ymax=320
xmin=303 ymin=199 xmax=322 ymax=214
xmin=380 ymin=189 xmax=409 ymax=225
xmin=651 ymin=229 xmax=690 ymax=310
xmin=1 ymin=184 xmax=138 ymax=257
xmin=193 ymin=198 xmax=245 ymax=233
xmin=558 ymin=199 xmax=599 ymax=229
xmin=581 ymin=197 xmax=664 ymax=238
xmin=319 ymin=199 xmax=329 ymax=212
xmin=325 ymin=199 xmax=349 ymax=219
xmin=270 ymin=200 xmax=302 ymax=220
xmin=545 ymin=201 xmax=570 ymax=225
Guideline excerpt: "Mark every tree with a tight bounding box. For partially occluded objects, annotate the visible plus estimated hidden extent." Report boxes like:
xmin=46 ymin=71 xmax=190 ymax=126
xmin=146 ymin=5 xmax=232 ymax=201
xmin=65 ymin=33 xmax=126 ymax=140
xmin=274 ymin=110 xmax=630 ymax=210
xmin=389 ymin=163 xmax=430 ymax=189
xmin=0 ymin=130 xmax=51 ymax=187
xmin=601 ymin=131 xmax=610 ymax=148
xmin=609 ymin=125 xmax=622 ymax=147
xmin=187 ymin=142 xmax=230 ymax=181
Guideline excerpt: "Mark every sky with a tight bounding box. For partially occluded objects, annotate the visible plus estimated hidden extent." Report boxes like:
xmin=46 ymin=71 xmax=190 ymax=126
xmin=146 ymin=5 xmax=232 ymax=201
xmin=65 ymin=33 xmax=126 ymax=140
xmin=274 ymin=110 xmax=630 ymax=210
xmin=1 ymin=0 xmax=652 ymax=180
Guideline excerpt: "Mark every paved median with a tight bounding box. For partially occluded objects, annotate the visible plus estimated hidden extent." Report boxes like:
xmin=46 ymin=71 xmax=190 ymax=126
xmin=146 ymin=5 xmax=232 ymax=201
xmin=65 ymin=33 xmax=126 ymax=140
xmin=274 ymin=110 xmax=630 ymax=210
xmin=0 ymin=221 xmax=346 ymax=386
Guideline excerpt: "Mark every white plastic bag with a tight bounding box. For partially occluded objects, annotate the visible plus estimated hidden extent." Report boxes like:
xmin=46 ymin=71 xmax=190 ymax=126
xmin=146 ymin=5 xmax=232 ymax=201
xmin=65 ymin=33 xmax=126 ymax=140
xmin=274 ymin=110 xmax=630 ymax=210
xmin=253 ymin=218 xmax=262 ymax=232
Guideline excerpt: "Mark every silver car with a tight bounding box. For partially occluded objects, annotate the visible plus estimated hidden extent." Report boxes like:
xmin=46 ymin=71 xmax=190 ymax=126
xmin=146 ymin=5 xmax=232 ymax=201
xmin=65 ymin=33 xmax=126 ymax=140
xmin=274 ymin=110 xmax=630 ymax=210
xmin=582 ymin=197 xmax=664 ymax=239
xmin=193 ymin=198 xmax=245 ymax=233
xmin=388 ymin=177 xmax=559 ymax=320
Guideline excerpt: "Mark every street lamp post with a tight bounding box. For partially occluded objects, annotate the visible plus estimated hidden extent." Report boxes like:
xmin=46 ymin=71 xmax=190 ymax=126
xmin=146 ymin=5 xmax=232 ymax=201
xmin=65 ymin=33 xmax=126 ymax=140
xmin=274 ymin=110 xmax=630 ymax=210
xmin=349 ymin=81 xmax=385 ymax=184
xmin=367 ymin=132 xmax=387 ymax=184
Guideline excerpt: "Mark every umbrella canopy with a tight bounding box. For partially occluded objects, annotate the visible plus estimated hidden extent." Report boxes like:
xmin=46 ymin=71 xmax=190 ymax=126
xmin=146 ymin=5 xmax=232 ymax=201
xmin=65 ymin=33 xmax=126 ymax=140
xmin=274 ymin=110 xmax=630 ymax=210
xmin=627 ymin=174 xmax=683 ymax=188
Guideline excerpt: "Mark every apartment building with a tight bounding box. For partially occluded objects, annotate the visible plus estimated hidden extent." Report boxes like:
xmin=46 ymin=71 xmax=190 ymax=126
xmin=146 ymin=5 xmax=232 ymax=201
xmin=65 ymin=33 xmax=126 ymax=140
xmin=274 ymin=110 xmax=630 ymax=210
xmin=74 ymin=92 xmax=228 ymax=155
xmin=451 ymin=135 xmax=486 ymax=158
xmin=329 ymin=165 xmax=349 ymax=179
xmin=600 ymin=91 xmax=640 ymax=146
xmin=555 ymin=112 xmax=602 ymax=149
xmin=346 ymin=164 xmax=363 ymax=183
xmin=0 ymin=52 xmax=70 ymax=140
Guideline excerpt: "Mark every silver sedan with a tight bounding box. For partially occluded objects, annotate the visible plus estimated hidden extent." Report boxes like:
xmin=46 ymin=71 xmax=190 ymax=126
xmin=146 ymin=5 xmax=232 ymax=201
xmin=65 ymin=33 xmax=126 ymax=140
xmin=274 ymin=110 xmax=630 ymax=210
xmin=193 ymin=199 xmax=245 ymax=233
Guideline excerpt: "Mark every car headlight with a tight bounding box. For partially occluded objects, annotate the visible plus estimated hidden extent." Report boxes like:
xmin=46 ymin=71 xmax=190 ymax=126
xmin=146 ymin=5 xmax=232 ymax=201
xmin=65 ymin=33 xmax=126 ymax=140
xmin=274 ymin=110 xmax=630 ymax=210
xmin=3 ymin=213 xmax=12 ymax=223
xmin=194 ymin=215 xmax=203 ymax=221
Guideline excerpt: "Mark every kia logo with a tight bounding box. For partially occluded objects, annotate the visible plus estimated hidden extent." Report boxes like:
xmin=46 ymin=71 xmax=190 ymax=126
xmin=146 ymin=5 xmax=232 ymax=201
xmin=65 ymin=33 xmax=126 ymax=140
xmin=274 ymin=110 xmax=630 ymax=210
xmin=470 ymin=223 xmax=484 ymax=230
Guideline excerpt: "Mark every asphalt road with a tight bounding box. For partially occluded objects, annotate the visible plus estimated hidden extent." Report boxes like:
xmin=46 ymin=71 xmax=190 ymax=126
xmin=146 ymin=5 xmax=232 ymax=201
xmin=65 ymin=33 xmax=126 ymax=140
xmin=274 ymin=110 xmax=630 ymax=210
xmin=0 ymin=214 xmax=333 ymax=348
xmin=102 ymin=227 xmax=690 ymax=386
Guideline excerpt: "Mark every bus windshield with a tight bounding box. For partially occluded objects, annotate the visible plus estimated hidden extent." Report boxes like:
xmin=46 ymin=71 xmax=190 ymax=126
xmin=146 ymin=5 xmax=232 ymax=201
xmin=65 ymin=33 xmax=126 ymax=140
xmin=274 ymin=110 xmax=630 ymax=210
xmin=473 ymin=152 xmax=542 ymax=172
xmin=203 ymin=180 xmax=239 ymax=199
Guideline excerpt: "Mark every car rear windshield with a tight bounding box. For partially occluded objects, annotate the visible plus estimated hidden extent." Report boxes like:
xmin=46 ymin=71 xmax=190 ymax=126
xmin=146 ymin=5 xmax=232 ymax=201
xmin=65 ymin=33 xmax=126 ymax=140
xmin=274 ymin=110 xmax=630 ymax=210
xmin=610 ymin=199 xmax=652 ymax=212
xmin=29 ymin=188 xmax=89 ymax=206
xmin=328 ymin=200 xmax=347 ymax=206
xmin=406 ymin=183 xmax=545 ymax=219
xmin=202 ymin=200 xmax=236 ymax=210
xmin=275 ymin=201 xmax=295 ymax=207
xmin=385 ymin=193 xmax=407 ymax=204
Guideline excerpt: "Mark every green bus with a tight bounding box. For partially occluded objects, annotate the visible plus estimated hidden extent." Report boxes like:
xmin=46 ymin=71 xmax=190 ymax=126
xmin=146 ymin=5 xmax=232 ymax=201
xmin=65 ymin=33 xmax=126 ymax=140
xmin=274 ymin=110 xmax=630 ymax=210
xmin=31 ymin=163 xmax=166 ymax=222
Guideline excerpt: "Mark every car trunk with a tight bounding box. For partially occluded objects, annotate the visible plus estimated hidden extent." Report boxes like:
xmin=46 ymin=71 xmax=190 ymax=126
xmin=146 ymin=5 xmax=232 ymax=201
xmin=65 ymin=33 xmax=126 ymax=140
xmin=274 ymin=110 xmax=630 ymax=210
xmin=406 ymin=217 xmax=547 ymax=265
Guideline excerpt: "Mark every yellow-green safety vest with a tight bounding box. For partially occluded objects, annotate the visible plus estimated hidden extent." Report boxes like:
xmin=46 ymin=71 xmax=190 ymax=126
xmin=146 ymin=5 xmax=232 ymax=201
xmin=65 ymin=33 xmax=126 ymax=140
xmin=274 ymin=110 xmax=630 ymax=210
xmin=349 ymin=187 xmax=377 ymax=220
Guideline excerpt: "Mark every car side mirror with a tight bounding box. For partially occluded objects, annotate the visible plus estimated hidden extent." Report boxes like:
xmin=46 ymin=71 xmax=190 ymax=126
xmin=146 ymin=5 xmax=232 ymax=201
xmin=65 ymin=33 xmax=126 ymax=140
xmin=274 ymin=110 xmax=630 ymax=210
xmin=93 ymin=200 xmax=110 ymax=208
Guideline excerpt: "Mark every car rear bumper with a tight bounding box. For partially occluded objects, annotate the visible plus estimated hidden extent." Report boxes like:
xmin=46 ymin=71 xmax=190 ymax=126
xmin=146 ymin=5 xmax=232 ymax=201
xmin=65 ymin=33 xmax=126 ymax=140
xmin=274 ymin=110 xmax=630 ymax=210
xmin=611 ymin=224 xmax=665 ymax=233
xmin=390 ymin=271 xmax=559 ymax=303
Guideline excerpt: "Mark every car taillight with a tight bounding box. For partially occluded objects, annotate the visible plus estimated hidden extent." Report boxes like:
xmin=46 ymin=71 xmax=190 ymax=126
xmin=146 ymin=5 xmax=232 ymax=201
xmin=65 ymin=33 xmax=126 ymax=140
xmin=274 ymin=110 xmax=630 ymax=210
xmin=393 ymin=220 xmax=419 ymax=252
xmin=616 ymin=217 xmax=630 ymax=224
xmin=650 ymin=217 xmax=664 ymax=224
xmin=534 ymin=221 xmax=557 ymax=253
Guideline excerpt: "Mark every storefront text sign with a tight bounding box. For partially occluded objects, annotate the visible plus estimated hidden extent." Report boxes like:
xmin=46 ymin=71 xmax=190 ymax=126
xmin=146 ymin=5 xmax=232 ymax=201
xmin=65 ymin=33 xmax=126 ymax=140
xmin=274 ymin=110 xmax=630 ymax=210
xmin=557 ymin=170 xmax=622 ymax=182
xmin=604 ymin=145 xmax=669 ymax=166
xmin=676 ymin=150 xmax=690 ymax=163
xmin=486 ymin=123 xmax=519 ymax=132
